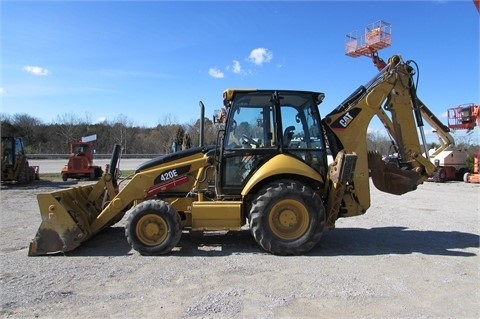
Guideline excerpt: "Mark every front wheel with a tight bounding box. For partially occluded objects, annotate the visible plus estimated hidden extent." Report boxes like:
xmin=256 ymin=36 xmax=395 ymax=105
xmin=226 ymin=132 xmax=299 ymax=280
xmin=249 ymin=180 xmax=326 ymax=255
xmin=94 ymin=166 xmax=103 ymax=179
xmin=125 ymin=200 xmax=181 ymax=256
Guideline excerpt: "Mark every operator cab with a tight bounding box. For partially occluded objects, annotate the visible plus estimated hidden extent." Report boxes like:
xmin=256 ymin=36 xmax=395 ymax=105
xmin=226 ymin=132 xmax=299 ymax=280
xmin=218 ymin=89 xmax=328 ymax=195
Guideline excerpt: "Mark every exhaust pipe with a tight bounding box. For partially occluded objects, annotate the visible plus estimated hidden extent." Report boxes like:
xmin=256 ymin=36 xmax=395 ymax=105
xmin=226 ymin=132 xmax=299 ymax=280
xmin=199 ymin=101 xmax=205 ymax=147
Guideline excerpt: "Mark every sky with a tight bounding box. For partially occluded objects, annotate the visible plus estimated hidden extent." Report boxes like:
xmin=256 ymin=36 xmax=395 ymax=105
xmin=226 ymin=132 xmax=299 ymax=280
xmin=1 ymin=0 xmax=479 ymax=143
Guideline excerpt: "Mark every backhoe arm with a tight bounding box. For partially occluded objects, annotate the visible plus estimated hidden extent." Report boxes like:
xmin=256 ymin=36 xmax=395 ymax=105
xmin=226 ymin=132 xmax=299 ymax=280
xmin=322 ymin=55 xmax=436 ymax=221
xmin=416 ymin=98 xmax=456 ymax=156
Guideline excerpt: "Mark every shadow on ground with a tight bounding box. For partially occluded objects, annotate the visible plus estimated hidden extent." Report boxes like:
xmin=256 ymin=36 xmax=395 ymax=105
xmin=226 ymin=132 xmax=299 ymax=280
xmin=315 ymin=226 xmax=479 ymax=257
xmin=64 ymin=226 xmax=479 ymax=258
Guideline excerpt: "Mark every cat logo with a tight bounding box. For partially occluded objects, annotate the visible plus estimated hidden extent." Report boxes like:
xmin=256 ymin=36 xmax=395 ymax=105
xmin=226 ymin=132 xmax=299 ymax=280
xmin=339 ymin=112 xmax=354 ymax=128
xmin=330 ymin=108 xmax=361 ymax=130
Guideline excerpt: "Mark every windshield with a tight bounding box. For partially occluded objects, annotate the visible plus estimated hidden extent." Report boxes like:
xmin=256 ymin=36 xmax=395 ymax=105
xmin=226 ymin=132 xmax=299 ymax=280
xmin=225 ymin=90 xmax=325 ymax=150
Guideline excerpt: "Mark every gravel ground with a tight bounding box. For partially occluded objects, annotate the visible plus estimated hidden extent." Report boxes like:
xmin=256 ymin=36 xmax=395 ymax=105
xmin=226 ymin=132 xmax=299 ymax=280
xmin=0 ymin=176 xmax=478 ymax=319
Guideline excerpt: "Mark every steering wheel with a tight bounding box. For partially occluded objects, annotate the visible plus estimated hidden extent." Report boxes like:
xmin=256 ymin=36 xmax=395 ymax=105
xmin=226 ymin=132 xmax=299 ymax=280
xmin=242 ymin=134 xmax=260 ymax=147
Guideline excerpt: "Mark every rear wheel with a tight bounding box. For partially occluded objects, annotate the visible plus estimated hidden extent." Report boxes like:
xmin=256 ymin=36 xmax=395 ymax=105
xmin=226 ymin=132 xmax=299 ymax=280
xmin=125 ymin=200 xmax=182 ymax=255
xmin=29 ymin=167 xmax=36 ymax=181
xmin=433 ymin=168 xmax=447 ymax=183
xmin=249 ymin=180 xmax=325 ymax=255
xmin=17 ymin=162 xmax=30 ymax=184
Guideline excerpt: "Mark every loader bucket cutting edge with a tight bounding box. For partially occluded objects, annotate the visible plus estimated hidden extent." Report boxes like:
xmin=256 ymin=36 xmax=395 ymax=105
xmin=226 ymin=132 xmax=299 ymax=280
xmin=28 ymin=187 xmax=101 ymax=256
xmin=368 ymin=152 xmax=423 ymax=196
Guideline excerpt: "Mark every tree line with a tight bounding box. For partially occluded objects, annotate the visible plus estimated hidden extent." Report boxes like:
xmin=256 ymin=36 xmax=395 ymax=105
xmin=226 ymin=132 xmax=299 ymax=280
xmin=1 ymin=112 xmax=477 ymax=168
xmin=0 ymin=113 xmax=220 ymax=156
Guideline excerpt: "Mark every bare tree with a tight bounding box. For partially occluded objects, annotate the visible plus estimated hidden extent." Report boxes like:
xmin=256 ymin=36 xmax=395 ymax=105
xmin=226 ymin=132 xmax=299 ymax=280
xmin=108 ymin=114 xmax=136 ymax=154
xmin=11 ymin=113 xmax=42 ymax=146
xmin=186 ymin=117 xmax=218 ymax=147
xmin=367 ymin=130 xmax=394 ymax=156
xmin=54 ymin=113 xmax=84 ymax=149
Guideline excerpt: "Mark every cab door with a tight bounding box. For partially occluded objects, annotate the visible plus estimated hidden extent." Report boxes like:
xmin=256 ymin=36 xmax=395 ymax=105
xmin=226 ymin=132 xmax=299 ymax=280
xmin=219 ymin=97 xmax=278 ymax=195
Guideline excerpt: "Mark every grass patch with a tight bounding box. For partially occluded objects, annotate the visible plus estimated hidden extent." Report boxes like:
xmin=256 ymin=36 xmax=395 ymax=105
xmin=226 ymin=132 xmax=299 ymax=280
xmin=39 ymin=173 xmax=62 ymax=181
xmin=39 ymin=170 xmax=136 ymax=181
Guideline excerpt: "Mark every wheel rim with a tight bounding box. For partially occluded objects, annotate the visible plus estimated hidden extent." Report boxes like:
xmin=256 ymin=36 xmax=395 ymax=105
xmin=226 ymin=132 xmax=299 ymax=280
xmin=136 ymin=214 xmax=168 ymax=246
xmin=268 ymin=199 xmax=309 ymax=240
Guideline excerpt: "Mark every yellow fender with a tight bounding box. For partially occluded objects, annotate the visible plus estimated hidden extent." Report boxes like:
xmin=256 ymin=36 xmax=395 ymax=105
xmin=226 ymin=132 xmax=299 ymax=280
xmin=241 ymin=154 xmax=324 ymax=196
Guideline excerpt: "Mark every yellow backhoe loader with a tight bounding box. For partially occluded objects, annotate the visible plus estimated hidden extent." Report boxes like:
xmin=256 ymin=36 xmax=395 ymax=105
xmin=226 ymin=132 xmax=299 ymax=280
xmin=29 ymin=55 xmax=439 ymax=256
xmin=1 ymin=136 xmax=39 ymax=184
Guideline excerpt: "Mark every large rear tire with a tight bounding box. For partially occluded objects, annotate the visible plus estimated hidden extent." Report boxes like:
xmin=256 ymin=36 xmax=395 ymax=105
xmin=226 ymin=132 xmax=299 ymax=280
xmin=433 ymin=168 xmax=447 ymax=183
xmin=249 ymin=179 xmax=325 ymax=255
xmin=17 ymin=162 xmax=30 ymax=184
xmin=125 ymin=200 xmax=182 ymax=256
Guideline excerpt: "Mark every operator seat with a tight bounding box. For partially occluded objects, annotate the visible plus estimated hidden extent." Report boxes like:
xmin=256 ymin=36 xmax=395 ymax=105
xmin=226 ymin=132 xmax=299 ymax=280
xmin=283 ymin=126 xmax=295 ymax=147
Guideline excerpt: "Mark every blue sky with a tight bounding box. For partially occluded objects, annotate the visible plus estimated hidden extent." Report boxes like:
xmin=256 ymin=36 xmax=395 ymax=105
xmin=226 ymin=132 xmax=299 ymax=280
xmin=1 ymin=0 xmax=479 ymax=142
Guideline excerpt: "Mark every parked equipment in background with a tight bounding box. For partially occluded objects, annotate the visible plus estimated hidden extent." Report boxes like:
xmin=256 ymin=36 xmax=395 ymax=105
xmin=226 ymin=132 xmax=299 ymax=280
xmin=345 ymin=20 xmax=392 ymax=71
xmin=30 ymin=55 xmax=445 ymax=257
xmin=61 ymin=134 xmax=103 ymax=181
xmin=427 ymin=146 xmax=470 ymax=182
xmin=1 ymin=136 xmax=39 ymax=184
xmin=447 ymin=103 xmax=480 ymax=183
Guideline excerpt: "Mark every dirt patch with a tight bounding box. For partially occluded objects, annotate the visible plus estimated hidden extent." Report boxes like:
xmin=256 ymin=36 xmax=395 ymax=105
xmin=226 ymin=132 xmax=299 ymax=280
xmin=0 ymin=179 xmax=479 ymax=318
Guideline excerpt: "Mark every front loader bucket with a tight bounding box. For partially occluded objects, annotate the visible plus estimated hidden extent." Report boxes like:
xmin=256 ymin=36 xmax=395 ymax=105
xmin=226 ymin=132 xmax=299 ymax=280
xmin=29 ymin=184 xmax=101 ymax=256
xmin=368 ymin=151 xmax=424 ymax=195
xmin=29 ymin=144 xmax=123 ymax=256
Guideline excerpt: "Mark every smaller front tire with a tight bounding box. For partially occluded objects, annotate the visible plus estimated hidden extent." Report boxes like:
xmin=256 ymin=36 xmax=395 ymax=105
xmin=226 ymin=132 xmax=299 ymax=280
xmin=125 ymin=200 xmax=182 ymax=256
xmin=94 ymin=166 xmax=103 ymax=179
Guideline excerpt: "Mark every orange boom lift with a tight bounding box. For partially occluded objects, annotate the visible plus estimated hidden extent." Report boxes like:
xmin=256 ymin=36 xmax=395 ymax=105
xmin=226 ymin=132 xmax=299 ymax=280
xmin=345 ymin=20 xmax=392 ymax=71
xmin=447 ymin=103 xmax=480 ymax=183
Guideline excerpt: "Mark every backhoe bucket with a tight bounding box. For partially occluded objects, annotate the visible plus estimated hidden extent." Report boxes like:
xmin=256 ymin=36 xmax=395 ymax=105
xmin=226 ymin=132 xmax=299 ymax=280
xmin=29 ymin=144 xmax=123 ymax=256
xmin=368 ymin=151 xmax=424 ymax=195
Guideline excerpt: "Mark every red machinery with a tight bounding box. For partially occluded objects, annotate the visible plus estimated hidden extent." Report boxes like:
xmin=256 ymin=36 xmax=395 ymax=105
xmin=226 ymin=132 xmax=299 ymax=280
xmin=345 ymin=20 xmax=392 ymax=71
xmin=61 ymin=135 xmax=103 ymax=181
xmin=447 ymin=103 xmax=480 ymax=183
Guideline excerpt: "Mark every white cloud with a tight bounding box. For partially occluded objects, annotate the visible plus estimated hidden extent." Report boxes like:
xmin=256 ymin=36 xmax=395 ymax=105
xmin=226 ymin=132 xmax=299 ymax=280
xmin=0 ymin=87 xmax=4 ymax=94
xmin=231 ymin=60 xmax=242 ymax=74
xmin=248 ymin=48 xmax=273 ymax=65
xmin=97 ymin=116 xmax=107 ymax=123
xmin=23 ymin=65 xmax=50 ymax=76
xmin=209 ymin=67 xmax=224 ymax=78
